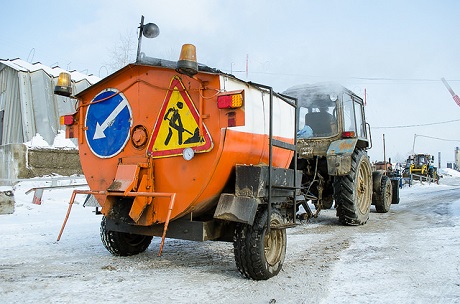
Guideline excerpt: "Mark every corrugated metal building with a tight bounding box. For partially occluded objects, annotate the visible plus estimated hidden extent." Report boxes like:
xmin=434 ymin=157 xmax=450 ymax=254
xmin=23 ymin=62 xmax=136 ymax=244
xmin=0 ymin=59 xmax=99 ymax=183
xmin=0 ymin=58 xmax=99 ymax=145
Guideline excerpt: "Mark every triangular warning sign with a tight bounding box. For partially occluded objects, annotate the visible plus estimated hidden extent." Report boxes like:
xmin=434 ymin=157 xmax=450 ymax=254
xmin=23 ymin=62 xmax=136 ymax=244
xmin=147 ymin=76 xmax=213 ymax=158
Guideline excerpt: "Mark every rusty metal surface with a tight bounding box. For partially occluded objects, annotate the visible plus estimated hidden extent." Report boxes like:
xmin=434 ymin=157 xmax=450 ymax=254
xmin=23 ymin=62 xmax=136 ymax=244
xmin=214 ymin=194 xmax=260 ymax=225
xmin=326 ymin=139 xmax=358 ymax=176
xmin=297 ymin=138 xmax=334 ymax=158
xmin=235 ymin=165 xmax=302 ymax=198
xmin=107 ymin=164 xmax=139 ymax=192
xmin=327 ymin=138 xmax=358 ymax=156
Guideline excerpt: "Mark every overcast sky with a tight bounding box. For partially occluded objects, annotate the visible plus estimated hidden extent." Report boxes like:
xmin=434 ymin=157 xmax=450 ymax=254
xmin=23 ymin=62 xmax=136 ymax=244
xmin=2 ymin=0 xmax=460 ymax=164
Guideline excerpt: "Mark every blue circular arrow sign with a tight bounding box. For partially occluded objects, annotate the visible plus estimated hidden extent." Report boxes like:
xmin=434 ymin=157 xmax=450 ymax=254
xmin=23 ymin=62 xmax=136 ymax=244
xmin=85 ymin=88 xmax=132 ymax=158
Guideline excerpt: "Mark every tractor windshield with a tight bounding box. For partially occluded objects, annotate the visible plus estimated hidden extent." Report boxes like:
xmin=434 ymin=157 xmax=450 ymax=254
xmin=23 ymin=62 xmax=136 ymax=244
xmin=283 ymin=83 xmax=347 ymax=139
xmin=298 ymin=100 xmax=337 ymax=138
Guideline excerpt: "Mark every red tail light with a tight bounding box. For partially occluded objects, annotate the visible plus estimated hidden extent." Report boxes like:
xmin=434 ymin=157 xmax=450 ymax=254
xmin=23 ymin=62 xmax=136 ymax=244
xmin=342 ymin=131 xmax=356 ymax=138
xmin=217 ymin=91 xmax=244 ymax=109
xmin=60 ymin=114 xmax=75 ymax=126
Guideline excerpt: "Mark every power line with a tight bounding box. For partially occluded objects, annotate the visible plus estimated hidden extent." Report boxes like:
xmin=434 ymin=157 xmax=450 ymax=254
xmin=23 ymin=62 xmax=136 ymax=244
xmin=414 ymin=134 xmax=460 ymax=142
xmin=373 ymin=118 xmax=460 ymax=129
xmin=233 ymin=70 xmax=460 ymax=83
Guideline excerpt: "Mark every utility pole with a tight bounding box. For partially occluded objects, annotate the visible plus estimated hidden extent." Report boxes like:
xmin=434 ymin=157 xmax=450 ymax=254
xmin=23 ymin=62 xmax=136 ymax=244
xmin=383 ymin=134 xmax=387 ymax=172
xmin=438 ymin=152 xmax=441 ymax=169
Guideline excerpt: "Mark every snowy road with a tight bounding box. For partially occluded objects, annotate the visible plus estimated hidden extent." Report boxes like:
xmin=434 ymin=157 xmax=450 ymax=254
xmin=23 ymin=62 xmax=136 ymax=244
xmin=1 ymin=175 xmax=460 ymax=304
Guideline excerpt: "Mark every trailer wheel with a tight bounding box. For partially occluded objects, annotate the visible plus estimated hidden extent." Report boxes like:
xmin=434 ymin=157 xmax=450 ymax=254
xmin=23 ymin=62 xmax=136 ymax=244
xmin=334 ymin=149 xmax=372 ymax=225
xmin=100 ymin=217 xmax=153 ymax=256
xmin=233 ymin=208 xmax=286 ymax=280
xmin=391 ymin=179 xmax=400 ymax=204
xmin=374 ymin=175 xmax=392 ymax=213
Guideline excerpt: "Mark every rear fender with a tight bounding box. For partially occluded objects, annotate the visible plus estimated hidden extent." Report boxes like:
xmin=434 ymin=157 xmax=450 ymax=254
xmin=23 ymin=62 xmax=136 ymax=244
xmin=214 ymin=194 xmax=260 ymax=225
xmin=326 ymin=138 xmax=358 ymax=176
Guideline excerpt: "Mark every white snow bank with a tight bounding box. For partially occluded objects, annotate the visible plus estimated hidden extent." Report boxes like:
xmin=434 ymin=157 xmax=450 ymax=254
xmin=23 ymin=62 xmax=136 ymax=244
xmin=24 ymin=133 xmax=49 ymax=148
xmin=25 ymin=131 xmax=76 ymax=149
xmin=439 ymin=167 xmax=460 ymax=177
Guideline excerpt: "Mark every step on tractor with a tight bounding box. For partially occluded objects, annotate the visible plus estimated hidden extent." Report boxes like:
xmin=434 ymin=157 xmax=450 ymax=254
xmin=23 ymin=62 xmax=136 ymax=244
xmin=284 ymin=83 xmax=400 ymax=223
xmin=54 ymin=20 xmax=398 ymax=280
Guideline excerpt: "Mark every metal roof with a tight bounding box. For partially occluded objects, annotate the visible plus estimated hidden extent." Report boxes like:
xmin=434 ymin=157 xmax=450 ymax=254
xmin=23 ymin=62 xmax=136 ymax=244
xmin=0 ymin=58 xmax=100 ymax=146
xmin=0 ymin=58 xmax=100 ymax=83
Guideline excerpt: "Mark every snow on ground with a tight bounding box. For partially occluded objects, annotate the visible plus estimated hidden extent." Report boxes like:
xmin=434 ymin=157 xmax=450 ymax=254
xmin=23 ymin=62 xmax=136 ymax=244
xmin=1 ymin=173 xmax=460 ymax=303
xmin=322 ymin=174 xmax=460 ymax=303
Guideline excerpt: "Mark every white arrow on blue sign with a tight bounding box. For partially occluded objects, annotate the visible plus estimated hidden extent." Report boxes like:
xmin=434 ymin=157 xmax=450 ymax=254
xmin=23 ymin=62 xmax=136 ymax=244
xmin=85 ymin=88 xmax=132 ymax=158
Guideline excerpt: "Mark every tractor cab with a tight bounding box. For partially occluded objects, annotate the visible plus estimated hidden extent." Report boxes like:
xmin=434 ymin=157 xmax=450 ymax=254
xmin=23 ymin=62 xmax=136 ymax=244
xmin=284 ymin=83 xmax=370 ymax=159
xmin=296 ymin=91 xmax=338 ymax=138
xmin=283 ymin=83 xmax=377 ymax=223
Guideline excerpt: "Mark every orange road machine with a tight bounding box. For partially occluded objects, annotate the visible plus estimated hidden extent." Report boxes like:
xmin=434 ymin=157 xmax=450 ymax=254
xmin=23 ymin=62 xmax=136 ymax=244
xmin=54 ymin=19 xmax=300 ymax=280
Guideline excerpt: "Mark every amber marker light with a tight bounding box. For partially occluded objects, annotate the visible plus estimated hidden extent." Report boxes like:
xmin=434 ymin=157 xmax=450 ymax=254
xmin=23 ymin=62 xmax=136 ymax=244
xmin=54 ymin=72 xmax=72 ymax=97
xmin=176 ymin=44 xmax=198 ymax=77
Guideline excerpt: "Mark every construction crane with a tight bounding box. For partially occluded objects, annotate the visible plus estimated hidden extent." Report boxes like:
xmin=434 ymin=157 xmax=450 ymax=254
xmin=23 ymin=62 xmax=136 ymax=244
xmin=441 ymin=77 xmax=460 ymax=107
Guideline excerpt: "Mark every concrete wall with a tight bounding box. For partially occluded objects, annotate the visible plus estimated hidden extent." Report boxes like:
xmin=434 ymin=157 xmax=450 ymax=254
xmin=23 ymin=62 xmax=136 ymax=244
xmin=0 ymin=190 xmax=14 ymax=214
xmin=0 ymin=144 xmax=82 ymax=185
xmin=0 ymin=144 xmax=27 ymax=181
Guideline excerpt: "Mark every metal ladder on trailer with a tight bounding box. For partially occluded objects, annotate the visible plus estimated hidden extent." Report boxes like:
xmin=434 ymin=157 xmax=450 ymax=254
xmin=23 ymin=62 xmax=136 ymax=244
xmin=250 ymin=82 xmax=301 ymax=229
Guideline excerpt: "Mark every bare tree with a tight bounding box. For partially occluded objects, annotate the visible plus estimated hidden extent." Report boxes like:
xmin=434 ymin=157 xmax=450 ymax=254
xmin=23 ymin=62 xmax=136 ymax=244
xmin=107 ymin=29 xmax=137 ymax=73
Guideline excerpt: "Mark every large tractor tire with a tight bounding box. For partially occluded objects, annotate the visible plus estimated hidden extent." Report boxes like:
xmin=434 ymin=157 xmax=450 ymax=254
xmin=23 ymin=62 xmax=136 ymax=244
xmin=233 ymin=208 xmax=286 ymax=280
xmin=374 ymin=175 xmax=392 ymax=213
xmin=100 ymin=217 xmax=153 ymax=256
xmin=334 ymin=149 xmax=373 ymax=225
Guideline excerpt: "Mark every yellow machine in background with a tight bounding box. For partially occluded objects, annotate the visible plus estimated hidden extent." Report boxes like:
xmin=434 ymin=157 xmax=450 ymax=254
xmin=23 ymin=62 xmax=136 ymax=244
xmin=404 ymin=154 xmax=438 ymax=182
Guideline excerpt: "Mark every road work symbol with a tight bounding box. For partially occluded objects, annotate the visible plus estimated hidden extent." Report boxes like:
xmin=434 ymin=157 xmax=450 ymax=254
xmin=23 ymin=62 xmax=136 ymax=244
xmin=163 ymin=101 xmax=193 ymax=146
xmin=147 ymin=76 xmax=212 ymax=158
xmin=85 ymin=88 xmax=132 ymax=158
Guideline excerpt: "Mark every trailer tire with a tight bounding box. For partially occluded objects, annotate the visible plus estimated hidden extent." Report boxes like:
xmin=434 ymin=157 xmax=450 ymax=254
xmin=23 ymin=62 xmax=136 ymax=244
xmin=374 ymin=175 xmax=392 ymax=213
xmin=391 ymin=179 xmax=400 ymax=204
xmin=233 ymin=208 xmax=286 ymax=280
xmin=100 ymin=217 xmax=153 ymax=256
xmin=334 ymin=149 xmax=372 ymax=225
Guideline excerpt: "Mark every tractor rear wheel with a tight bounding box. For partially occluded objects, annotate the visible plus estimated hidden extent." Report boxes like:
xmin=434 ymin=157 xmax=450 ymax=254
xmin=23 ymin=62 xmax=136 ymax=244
xmin=233 ymin=208 xmax=286 ymax=280
xmin=374 ymin=175 xmax=392 ymax=213
xmin=334 ymin=149 xmax=373 ymax=225
xmin=100 ymin=217 xmax=153 ymax=256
